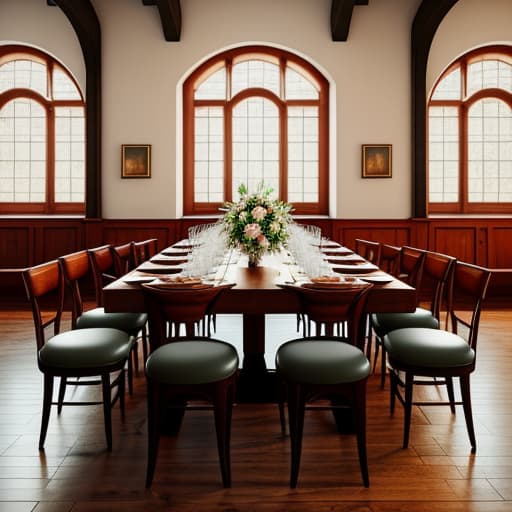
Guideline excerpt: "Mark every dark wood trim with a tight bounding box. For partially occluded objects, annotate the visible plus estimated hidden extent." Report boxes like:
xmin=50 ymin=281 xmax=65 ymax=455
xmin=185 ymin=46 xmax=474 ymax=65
xmin=330 ymin=0 xmax=368 ymax=42
xmin=412 ymin=0 xmax=459 ymax=218
xmin=142 ymin=0 xmax=181 ymax=41
xmin=54 ymin=0 xmax=101 ymax=219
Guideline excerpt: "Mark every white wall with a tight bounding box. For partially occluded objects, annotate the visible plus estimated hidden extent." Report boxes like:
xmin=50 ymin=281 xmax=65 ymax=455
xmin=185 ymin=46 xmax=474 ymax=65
xmin=15 ymin=0 xmax=506 ymax=220
xmin=428 ymin=0 xmax=512 ymax=97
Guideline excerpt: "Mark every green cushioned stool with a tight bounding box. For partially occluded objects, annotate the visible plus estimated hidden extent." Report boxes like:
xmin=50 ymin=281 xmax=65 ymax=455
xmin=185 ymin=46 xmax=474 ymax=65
xmin=145 ymin=339 xmax=238 ymax=489
xmin=276 ymin=337 xmax=371 ymax=488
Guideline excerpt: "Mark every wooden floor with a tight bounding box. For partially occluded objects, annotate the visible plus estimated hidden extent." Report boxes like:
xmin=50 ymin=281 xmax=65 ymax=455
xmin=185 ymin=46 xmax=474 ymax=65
xmin=1 ymin=307 xmax=512 ymax=512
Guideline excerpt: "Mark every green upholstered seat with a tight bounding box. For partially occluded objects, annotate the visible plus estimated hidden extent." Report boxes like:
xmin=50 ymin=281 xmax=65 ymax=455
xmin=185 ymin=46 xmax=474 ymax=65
xmin=371 ymin=307 xmax=439 ymax=336
xmin=39 ymin=328 xmax=133 ymax=369
xmin=76 ymin=307 xmax=147 ymax=334
xmin=276 ymin=340 xmax=370 ymax=385
xmin=383 ymin=327 xmax=474 ymax=368
xmin=146 ymin=340 xmax=239 ymax=385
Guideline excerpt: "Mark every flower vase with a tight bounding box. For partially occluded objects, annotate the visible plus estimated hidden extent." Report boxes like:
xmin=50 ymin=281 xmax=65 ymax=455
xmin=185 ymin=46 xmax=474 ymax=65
xmin=248 ymin=253 xmax=261 ymax=268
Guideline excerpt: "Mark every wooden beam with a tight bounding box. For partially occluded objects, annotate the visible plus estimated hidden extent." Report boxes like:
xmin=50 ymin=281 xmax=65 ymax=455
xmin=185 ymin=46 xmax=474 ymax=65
xmin=330 ymin=0 xmax=367 ymax=42
xmin=143 ymin=0 xmax=181 ymax=41
xmin=52 ymin=0 xmax=102 ymax=219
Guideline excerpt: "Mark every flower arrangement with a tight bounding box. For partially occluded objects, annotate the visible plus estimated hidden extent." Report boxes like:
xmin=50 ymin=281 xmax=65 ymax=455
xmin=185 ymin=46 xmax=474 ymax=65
xmin=222 ymin=184 xmax=293 ymax=266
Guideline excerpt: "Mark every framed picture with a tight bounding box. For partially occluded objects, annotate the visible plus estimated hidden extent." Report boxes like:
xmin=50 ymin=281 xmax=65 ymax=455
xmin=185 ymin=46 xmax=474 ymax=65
xmin=362 ymin=144 xmax=392 ymax=178
xmin=121 ymin=144 xmax=151 ymax=178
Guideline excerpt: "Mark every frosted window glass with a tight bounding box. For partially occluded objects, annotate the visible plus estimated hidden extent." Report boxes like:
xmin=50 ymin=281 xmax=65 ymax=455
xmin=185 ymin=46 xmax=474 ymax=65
xmin=194 ymin=107 xmax=225 ymax=203
xmin=232 ymin=60 xmax=279 ymax=97
xmin=53 ymin=67 xmax=81 ymax=100
xmin=0 ymin=60 xmax=47 ymax=96
xmin=195 ymin=67 xmax=226 ymax=100
xmin=285 ymin=67 xmax=318 ymax=100
xmin=431 ymin=67 xmax=461 ymax=100
xmin=428 ymin=106 xmax=459 ymax=202
xmin=53 ymin=107 xmax=85 ymax=202
xmin=232 ymin=98 xmax=278 ymax=199
xmin=468 ymin=99 xmax=512 ymax=202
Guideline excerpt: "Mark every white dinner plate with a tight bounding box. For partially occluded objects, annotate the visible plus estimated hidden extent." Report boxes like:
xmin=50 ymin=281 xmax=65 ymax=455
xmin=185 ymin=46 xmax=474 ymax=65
xmin=359 ymin=275 xmax=394 ymax=284
xmin=122 ymin=276 xmax=158 ymax=284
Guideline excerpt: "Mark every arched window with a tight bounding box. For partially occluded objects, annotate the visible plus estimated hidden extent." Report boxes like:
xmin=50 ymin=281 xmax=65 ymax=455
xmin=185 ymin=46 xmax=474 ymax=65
xmin=183 ymin=46 xmax=329 ymax=215
xmin=428 ymin=45 xmax=512 ymax=214
xmin=0 ymin=45 xmax=85 ymax=214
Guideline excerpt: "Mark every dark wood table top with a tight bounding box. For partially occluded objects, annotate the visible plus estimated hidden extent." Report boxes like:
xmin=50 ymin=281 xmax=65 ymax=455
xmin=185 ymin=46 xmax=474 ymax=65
xmin=103 ymin=247 xmax=416 ymax=315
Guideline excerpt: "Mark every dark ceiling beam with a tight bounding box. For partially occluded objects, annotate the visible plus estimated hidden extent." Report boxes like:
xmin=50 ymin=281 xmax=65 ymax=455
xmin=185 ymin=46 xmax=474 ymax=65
xmin=411 ymin=0 xmax=459 ymax=218
xmin=51 ymin=0 xmax=102 ymax=218
xmin=330 ymin=0 xmax=368 ymax=42
xmin=142 ymin=0 xmax=181 ymax=42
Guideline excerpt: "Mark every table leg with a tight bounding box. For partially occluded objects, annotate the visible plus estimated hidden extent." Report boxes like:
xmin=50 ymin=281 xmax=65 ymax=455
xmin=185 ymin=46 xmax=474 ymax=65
xmin=237 ymin=313 xmax=276 ymax=402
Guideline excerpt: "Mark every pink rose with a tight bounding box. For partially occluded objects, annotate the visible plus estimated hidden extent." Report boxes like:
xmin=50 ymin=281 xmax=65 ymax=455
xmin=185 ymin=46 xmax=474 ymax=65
xmin=251 ymin=205 xmax=266 ymax=221
xmin=244 ymin=223 xmax=261 ymax=239
xmin=257 ymin=234 xmax=269 ymax=248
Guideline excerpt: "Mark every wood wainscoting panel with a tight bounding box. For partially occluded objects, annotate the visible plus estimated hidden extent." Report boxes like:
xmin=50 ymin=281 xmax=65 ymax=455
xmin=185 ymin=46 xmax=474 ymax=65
xmin=0 ymin=226 xmax=31 ymax=267
xmin=432 ymin=226 xmax=478 ymax=265
xmin=37 ymin=225 xmax=84 ymax=263
xmin=489 ymin=227 xmax=512 ymax=268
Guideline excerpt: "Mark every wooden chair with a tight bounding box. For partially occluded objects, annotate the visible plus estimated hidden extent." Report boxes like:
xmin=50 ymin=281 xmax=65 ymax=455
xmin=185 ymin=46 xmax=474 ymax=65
xmin=131 ymin=238 xmax=159 ymax=267
xmin=59 ymin=250 xmax=148 ymax=395
xmin=354 ymin=239 xmax=382 ymax=265
xmin=22 ymin=260 xmax=132 ymax=451
xmin=142 ymin=282 xmax=234 ymax=348
xmin=88 ymin=244 xmax=149 ymax=371
xmin=371 ymin=250 xmax=455 ymax=388
xmin=142 ymin=283 xmax=238 ymax=488
xmin=111 ymin=242 xmax=134 ymax=275
xmin=384 ymin=261 xmax=491 ymax=452
xmin=371 ymin=246 xmax=426 ymax=387
xmin=276 ymin=283 xmax=372 ymax=487
xmin=379 ymin=243 xmax=401 ymax=276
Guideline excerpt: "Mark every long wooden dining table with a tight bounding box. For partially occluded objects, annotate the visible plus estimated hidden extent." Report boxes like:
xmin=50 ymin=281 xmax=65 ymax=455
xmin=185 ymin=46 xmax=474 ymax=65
xmin=103 ymin=243 xmax=417 ymax=401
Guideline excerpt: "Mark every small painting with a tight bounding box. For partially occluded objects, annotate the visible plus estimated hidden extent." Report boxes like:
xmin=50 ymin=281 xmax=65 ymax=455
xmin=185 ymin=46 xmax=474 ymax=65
xmin=362 ymin=144 xmax=392 ymax=178
xmin=121 ymin=144 xmax=151 ymax=178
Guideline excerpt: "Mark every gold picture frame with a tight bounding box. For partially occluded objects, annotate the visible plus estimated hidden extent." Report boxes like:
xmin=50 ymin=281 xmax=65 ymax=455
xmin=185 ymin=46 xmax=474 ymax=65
xmin=121 ymin=144 xmax=151 ymax=178
xmin=362 ymin=144 xmax=392 ymax=178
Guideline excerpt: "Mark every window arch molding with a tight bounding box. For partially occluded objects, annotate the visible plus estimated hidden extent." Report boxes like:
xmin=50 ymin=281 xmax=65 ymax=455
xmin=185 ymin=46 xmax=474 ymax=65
xmin=0 ymin=44 xmax=86 ymax=214
xmin=182 ymin=45 xmax=329 ymax=216
xmin=427 ymin=44 xmax=512 ymax=214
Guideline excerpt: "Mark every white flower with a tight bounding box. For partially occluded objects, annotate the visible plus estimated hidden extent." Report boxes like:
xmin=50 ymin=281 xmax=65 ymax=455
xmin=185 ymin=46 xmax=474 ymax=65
xmin=269 ymin=221 xmax=280 ymax=233
xmin=244 ymin=223 xmax=261 ymax=239
xmin=251 ymin=205 xmax=266 ymax=221
xmin=239 ymin=211 xmax=247 ymax=222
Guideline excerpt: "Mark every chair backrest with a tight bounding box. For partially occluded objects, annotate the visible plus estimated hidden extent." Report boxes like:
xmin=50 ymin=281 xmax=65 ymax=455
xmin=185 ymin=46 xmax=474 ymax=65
xmin=281 ymin=283 xmax=373 ymax=348
xmin=447 ymin=261 xmax=491 ymax=352
xmin=59 ymin=250 xmax=92 ymax=328
xmin=379 ymin=244 xmax=400 ymax=276
xmin=111 ymin=242 xmax=134 ymax=275
xmin=421 ymin=251 xmax=456 ymax=321
xmin=22 ymin=260 xmax=64 ymax=350
xmin=131 ymin=238 xmax=159 ymax=267
xmin=399 ymin=246 xmax=426 ymax=292
xmin=142 ymin=283 xmax=234 ymax=350
xmin=355 ymin=239 xmax=381 ymax=265
xmin=88 ymin=245 xmax=116 ymax=307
